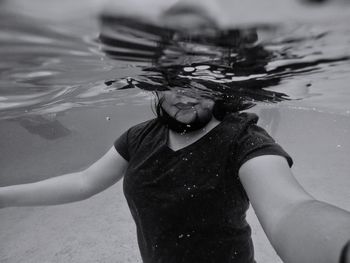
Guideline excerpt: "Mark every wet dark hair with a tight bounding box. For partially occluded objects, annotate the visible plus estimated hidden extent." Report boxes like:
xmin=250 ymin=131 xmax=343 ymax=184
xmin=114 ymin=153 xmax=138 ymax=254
xmin=211 ymin=98 xmax=254 ymax=120
xmin=153 ymin=92 xmax=254 ymax=121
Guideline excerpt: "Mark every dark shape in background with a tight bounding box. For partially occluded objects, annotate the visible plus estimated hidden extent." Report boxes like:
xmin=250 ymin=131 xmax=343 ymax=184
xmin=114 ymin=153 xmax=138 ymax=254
xmin=14 ymin=115 xmax=71 ymax=140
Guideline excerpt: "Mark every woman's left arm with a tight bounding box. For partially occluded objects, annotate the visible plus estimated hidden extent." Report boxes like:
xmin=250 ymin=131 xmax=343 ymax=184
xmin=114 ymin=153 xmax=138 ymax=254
xmin=239 ymin=155 xmax=350 ymax=263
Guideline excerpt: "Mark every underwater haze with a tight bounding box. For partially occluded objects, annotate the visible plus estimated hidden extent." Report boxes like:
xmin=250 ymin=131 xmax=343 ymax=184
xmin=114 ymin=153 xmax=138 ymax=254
xmin=0 ymin=0 xmax=350 ymax=262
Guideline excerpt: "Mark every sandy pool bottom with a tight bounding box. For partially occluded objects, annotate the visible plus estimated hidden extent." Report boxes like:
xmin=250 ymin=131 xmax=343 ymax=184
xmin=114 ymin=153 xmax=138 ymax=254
xmin=1 ymin=104 xmax=349 ymax=263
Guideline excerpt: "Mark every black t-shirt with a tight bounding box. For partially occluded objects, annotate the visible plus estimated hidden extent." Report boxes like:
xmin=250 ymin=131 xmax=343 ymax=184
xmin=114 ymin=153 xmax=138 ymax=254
xmin=114 ymin=112 xmax=293 ymax=263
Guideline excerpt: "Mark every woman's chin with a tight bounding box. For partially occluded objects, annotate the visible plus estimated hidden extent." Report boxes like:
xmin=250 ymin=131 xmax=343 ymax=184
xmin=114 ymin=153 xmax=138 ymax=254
xmin=174 ymin=111 xmax=196 ymax=124
xmin=176 ymin=114 xmax=212 ymax=126
xmin=175 ymin=116 xmax=196 ymax=125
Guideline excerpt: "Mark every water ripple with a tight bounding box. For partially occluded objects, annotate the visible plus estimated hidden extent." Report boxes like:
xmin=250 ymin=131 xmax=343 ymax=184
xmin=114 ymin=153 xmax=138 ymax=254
xmin=1 ymin=7 xmax=350 ymax=119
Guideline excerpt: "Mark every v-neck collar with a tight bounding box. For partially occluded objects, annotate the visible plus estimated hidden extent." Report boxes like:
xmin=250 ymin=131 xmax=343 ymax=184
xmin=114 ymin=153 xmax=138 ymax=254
xmin=162 ymin=119 xmax=225 ymax=154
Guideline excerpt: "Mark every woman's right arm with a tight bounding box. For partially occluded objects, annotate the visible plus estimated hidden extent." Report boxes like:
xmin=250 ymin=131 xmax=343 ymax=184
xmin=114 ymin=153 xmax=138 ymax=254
xmin=0 ymin=147 xmax=128 ymax=208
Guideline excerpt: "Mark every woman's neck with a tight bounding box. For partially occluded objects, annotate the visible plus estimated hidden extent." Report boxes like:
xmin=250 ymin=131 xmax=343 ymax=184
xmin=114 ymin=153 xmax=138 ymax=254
xmin=167 ymin=117 xmax=221 ymax=151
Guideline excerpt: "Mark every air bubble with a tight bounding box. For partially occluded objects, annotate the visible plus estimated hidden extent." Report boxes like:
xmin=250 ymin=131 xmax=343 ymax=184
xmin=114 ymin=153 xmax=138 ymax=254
xmin=195 ymin=65 xmax=210 ymax=70
xmin=183 ymin=67 xmax=195 ymax=72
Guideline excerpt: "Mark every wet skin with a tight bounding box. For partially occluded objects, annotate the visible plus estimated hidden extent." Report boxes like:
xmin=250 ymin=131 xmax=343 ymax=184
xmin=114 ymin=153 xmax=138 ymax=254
xmin=157 ymin=88 xmax=215 ymax=125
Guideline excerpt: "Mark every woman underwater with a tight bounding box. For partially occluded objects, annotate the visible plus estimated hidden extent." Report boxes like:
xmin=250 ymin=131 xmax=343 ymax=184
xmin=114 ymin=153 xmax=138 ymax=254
xmin=1 ymin=2 xmax=350 ymax=263
xmin=1 ymin=86 xmax=350 ymax=263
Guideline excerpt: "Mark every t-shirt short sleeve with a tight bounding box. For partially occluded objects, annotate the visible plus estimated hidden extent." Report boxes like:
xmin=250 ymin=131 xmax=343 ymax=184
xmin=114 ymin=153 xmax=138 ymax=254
xmin=114 ymin=130 xmax=130 ymax=161
xmin=236 ymin=123 xmax=293 ymax=169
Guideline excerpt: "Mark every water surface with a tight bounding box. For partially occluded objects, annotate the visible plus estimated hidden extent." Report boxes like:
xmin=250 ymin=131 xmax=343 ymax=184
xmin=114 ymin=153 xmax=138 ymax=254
xmin=1 ymin=2 xmax=350 ymax=263
xmin=1 ymin=3 xmax=350 ymax=119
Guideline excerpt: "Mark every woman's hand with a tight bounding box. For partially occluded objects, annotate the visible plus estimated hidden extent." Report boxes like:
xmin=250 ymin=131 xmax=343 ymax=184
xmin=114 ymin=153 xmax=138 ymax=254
xmin=0 ymin=147 xmax=127 ymax=208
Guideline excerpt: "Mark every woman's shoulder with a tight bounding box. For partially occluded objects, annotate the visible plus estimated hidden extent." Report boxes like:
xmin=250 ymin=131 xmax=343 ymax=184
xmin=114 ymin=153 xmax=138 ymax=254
xmin=128 ymin=118 xmax=158 ymax=131
xmin=125 ymin=118 xmax=163 ymax=141
xmin=220 ymin=111 xmax=273 ymax=146
xmin=223 ymin=111 xmax=259 ymax=128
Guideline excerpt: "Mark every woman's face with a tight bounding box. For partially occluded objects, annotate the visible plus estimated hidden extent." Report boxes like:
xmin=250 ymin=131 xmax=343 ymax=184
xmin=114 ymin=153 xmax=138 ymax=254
xmin=157 ymin=88 xmax=215 ymax=124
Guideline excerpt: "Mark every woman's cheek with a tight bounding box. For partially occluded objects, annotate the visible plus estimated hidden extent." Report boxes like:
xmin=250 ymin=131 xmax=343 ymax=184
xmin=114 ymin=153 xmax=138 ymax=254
xmin=192 ymin=104 xmax=208 ymax=118
xmin=205 ymin=99 xmax=215 ymax=108
xmin=200 ymin=100 xmax=215 ymax=112
xmin=160 ymin=97 xmax=177 ymax=116
xmin=175 ymin=111 xmax=197 ymax=124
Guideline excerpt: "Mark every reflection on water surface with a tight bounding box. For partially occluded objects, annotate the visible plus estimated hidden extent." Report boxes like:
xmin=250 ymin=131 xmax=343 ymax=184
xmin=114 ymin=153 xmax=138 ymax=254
xmin=0 ymin=3 xmax=350 ymax=120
